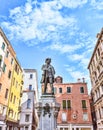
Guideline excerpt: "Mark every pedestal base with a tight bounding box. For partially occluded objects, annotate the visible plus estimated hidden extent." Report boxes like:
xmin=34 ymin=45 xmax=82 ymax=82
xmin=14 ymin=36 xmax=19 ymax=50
xmin=35 ymin=94 xmax=60 ymax=130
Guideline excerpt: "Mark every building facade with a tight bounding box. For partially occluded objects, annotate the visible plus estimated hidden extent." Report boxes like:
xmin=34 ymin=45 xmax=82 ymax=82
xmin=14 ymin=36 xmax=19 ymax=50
xmin=19 ymin=69 xmax=38 ymax=130
xmin=6 ymin=58 xmax=23 ymax=129
xmin=88 ymin=28 xmax=103 ymax=130
xmin=54 ymin=76 xmax=93 ymax=130
xmin=0 ymin=27 xmax=16 ymax=129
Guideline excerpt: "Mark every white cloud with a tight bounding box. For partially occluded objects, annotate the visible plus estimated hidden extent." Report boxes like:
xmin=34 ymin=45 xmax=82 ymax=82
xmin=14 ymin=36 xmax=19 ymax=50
xmin=66 ymin=66 xmax=86 ymax=79
xmin=45 ymin=42 xmax=81 ymax=53
xmin=90 ymin=0 xmax=103 ymax=10
xmin=1 ymin=0 xmax=78 ymax=45
xmin=59 ymin=0 xmax=88 ymax=8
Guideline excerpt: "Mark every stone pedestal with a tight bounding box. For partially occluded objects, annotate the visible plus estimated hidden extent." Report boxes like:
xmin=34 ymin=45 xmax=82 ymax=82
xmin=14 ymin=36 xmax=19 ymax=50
xmin=35 ymin=94 xmax=60 ymax=130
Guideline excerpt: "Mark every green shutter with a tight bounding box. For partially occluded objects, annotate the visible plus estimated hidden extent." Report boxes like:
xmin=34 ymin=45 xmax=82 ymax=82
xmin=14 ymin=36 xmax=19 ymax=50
xmin=62 ymin=100 xmax=66 ymax=109
xmin=0 ymin=55 xmax=2 ymax=60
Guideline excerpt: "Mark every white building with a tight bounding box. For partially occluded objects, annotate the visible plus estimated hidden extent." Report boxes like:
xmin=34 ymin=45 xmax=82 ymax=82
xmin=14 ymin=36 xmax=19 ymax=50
xmin=23 ymin=69 xmax=38 ymax=102
xmin=19 ymin=69 xmax=38 ymax=130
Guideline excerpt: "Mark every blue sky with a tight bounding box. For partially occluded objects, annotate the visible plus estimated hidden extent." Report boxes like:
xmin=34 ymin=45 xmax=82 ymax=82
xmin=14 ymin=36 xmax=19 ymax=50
xmin=0 ymin=0 xmax=103 ymax=93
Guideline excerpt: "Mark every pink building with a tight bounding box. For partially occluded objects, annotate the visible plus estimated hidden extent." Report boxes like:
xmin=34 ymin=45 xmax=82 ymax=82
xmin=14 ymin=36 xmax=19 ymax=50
xmin=54 ymin=76 xmax=93 ymax=130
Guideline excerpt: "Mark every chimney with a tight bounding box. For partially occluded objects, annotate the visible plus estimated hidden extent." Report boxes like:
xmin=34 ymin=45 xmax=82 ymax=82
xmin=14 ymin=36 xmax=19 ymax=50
xmin=77 ymin=78 xmax=81 ymax=82
xmin=82 ymin=77 xmax=85 ymax=83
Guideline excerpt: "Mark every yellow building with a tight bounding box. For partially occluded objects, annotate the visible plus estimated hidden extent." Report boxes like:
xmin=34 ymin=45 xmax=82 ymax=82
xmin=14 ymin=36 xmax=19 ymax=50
xmin=6 ymin=58 xmax=23 ymax=129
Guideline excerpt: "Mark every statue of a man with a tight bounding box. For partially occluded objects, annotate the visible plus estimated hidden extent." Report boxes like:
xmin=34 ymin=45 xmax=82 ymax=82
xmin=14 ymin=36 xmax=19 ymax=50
xmin=41 ymin=58 xmax=55 ymax=94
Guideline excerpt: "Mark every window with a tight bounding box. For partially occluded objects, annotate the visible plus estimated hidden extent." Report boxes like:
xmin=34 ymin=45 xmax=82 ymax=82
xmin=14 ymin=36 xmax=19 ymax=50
xmin=11 ymin=58 xmax=13 ymax=65
xmin=2 ymin=63 xmax=6 ymax=72
xmin=83 ymin=113 xmax=88 ymax=121
xmin=82 ymin=100 xmax=86 ymax=108
xmin=2 ymin=107 xmax=6 ymax=115
xmin=16 ymin=81 xmax=18 ymax=88
xmin=25 ymin=126 xmax=28 ymax=130
xmin=67 ymin=87 xmax=71 ymax=93
xmin=25 ymin=114 xmax=30 ymax=122
xmin=0 ymin=83 xmax=2 ymax=91
xmin=99 ymin=108 xmax=101 ymax=119
xmin=13 ymin=96 xmax=16 ymax=104
xmin=13 ymin=78 xmax=15 ymax=86
xmin=8 ymin=70 xmax=11 ymax=79
xmin=62 ymin=100 xmax=66 ymax=109
xmin=102 ymin=107 xmax=103 ymax=116
xmin=62 ymin=112 xmax=67 ymax=122
xmin=62 ymin=100 xmax=71 ymax=109
xmin=2 ymin=42 xmax=5 ymax=50
xmin=10 ymin=93 xmax=13 ymax=102
xmin=29 ymin=85 xmax=32 ymax=90
xmin=97 ymin=48 xmax=100 ymax=56
xmin=30 ymin=74 xmax=33 ymax=79
xmin=15 ymin=64 xmax=17 ymax=72
xmin=80 ymin=87 xmax=84 ymax=93
xmin=59 ymin=88 xmax=62 ymax=93
xmin=27 ymin=99 xmax=31 ymax=108
xmin=5 ymin=89 xmax=8 ymax=99
xmin=67 ymin=100 xmax=71 ymax=109
xmin=0 ymin=55 xmax=2 ymax=67
xmin=54 ymin=87 xmax=57 ymax=94
xmin=15 ymin=64 xmax=19 ymax=74
xmin=6 ymin=51 xmax=9 ymax=57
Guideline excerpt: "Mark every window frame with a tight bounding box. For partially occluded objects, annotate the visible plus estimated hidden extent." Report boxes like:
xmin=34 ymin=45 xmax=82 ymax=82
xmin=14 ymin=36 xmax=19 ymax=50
xmin=29 ymin=85 xmax=32 ymax=90
xmin=62 ymin=100 xmax=71 ymax=109
xmin=27 ymin=99 xmax=31 ymax=108
xmin=59 ymin=87 xmax=62 ymax=93
xmin=0 ymin=83 xmax=2 ymax=91
xmin=30 ymin=74 xmax=33 ymax=79
xmin=1 ymin=42 xmax=5 ymax=51
xmin=67 ymin=87 xmax=71 ymax=93
xmin=83 ymin=113 xmax=88 ymax=121
xmin=2 ymin=63 xmax=6 ymax=73
xmin=8 ymin=70 xmax=12 ymax=79
xmin=25 ymin=114 xmax=30 ymax=122
xmin=82 ymin=100 xmax=87 ymax=109
xmin=5 ymin=89 xmax=8 ymax=99
xmin=80 ymin=87 xmax=84 ymax=93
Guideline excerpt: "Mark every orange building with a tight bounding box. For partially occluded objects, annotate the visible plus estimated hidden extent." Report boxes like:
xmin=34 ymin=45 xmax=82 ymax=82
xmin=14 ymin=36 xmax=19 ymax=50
xmin=0 ymin=28 xmax=16 ymax=129
xmin=54 ymin=76 xmax=93 ymax=130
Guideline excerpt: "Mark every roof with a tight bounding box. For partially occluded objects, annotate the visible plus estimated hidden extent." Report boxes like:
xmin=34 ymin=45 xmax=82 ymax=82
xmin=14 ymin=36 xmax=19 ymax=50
xmin=24 ymin=69 xmax=37 ymax=72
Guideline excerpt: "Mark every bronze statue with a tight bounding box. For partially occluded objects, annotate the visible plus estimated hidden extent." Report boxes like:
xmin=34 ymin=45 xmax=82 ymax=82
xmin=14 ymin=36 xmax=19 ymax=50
xmin=41 ymin=58 xmax=55 ymax=94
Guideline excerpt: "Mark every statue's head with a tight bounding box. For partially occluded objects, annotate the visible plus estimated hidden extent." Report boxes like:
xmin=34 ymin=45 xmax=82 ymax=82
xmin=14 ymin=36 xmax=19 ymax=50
xmin=45 ymin=58 xmax=51 ymax=64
